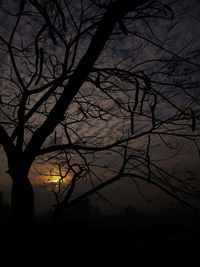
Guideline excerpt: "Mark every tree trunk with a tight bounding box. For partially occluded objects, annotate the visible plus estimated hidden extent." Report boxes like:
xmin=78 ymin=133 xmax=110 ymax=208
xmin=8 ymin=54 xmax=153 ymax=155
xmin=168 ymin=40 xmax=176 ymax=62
xmin=11 ymin=173 xmax=35 ymax=231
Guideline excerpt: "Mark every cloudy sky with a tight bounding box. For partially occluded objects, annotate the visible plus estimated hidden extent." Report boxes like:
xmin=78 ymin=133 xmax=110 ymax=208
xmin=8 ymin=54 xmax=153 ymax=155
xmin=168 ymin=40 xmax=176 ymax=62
xmin=0 ymin=0 xmax=200 ymax=218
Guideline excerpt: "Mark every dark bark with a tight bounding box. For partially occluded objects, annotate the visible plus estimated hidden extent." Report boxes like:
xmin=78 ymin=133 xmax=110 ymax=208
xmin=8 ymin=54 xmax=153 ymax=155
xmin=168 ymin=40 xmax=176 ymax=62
xmin=11 ymin=176 xmax=35 ymax=230
xmin=8 ymin=152 xmax=35 ymax=230
xmin=0 ymin=125 xmax=35 ymax=229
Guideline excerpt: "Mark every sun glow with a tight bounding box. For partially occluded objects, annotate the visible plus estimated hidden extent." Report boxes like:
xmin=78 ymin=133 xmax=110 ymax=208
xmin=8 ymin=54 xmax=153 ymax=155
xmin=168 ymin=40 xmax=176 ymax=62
xmin=42 ymin=173 xmax=72 ymax=184
xmin=51 ymin=176 xmax=61 ymax=183
xmin=30 ymin=164 xmax=73 ymax=185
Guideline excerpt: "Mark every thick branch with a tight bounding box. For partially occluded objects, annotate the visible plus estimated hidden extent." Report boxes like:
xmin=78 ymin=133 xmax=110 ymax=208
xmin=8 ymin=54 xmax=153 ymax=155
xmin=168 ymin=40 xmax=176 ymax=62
xmin=36 ymin=127 xmax=155 ymax=156
xmin=25 ymin=0 xmax=150 ymax=160
xmin=0 ymin=125 xmax=16 ymax=160
xmin=53 ymin=171 xmax=199 ymax=222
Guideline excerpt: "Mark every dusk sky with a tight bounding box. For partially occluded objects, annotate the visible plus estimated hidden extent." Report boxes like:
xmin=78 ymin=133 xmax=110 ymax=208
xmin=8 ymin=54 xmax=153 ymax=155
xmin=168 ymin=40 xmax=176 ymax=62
xmin=0 ymin=0 xmax=200 ymax=232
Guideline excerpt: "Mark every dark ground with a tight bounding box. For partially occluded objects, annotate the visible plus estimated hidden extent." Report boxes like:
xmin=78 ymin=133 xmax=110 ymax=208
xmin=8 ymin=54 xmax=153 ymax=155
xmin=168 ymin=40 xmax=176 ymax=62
xmin=1 ymin=197 xmax=200 ymax=254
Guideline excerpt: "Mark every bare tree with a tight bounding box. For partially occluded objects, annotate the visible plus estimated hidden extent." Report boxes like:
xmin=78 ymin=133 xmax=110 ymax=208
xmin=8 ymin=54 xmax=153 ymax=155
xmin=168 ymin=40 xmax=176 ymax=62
xmin=0 ymin=0 xmax=200 ymax=229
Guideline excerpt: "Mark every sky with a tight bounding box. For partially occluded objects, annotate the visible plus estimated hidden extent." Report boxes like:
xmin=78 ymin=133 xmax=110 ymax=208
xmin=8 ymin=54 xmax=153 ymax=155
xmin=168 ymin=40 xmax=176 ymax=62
xmin=0 ymin=0 xmax=200 ymax=221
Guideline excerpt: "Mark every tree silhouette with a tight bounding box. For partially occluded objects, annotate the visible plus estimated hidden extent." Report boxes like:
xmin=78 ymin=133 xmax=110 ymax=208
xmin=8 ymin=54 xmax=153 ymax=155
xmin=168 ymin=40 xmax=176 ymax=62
xmin=0 ymin=191 xmax=10 ymax=226
xmin=0 ymin=0 xmax=200 ymax=230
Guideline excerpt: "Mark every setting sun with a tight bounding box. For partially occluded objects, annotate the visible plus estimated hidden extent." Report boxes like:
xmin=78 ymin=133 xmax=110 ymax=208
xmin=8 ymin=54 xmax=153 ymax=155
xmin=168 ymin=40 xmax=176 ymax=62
xmin=42 ymin=173 xmax=72 ymax=184
xmin=30 ymin=163 xmax=73 ymax=186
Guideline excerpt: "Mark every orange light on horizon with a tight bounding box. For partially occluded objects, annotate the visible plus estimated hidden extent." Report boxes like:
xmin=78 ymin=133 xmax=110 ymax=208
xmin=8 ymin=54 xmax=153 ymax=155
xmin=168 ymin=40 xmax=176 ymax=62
xmin=30 ymin=165 xmax=72 ymax=185
xmin=42 ymin=173 xmax=72 ymax=184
